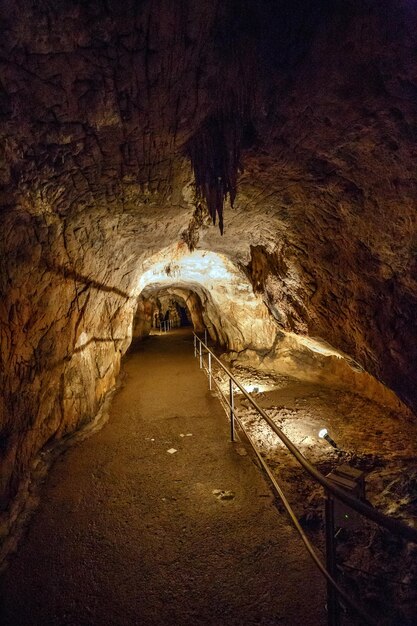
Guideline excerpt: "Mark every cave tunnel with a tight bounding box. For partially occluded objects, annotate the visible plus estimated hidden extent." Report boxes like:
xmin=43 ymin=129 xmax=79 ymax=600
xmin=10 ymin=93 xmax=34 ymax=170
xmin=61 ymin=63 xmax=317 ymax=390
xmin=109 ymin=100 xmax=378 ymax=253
xmin=177 ymin=304 xmax=192 ymax=328
xmin=1 ymin=0 xmax=417 ymax=624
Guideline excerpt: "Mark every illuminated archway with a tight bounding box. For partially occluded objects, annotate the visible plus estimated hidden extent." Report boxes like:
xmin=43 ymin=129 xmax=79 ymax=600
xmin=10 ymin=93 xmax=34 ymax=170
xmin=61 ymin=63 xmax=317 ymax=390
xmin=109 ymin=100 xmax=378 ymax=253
xmin=134 ymin=245 xmax=278 ymax=352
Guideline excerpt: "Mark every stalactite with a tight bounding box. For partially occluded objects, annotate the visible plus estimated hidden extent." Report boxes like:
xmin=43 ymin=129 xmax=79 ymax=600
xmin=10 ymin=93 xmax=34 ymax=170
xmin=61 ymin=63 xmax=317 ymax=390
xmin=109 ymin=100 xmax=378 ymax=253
xmin=185 ymin=110 xmax=246 ymax=234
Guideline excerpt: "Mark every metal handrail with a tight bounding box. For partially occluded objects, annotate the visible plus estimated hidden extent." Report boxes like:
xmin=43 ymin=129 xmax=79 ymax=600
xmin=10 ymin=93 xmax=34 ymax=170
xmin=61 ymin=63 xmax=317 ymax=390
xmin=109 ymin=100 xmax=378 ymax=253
xmin=158 ymin=319 xmax=173 ymax=332
xmin=194 ymin=333 xmax=417 ymax=542
xmin=193 ymin=332 xmax=417 ymax=626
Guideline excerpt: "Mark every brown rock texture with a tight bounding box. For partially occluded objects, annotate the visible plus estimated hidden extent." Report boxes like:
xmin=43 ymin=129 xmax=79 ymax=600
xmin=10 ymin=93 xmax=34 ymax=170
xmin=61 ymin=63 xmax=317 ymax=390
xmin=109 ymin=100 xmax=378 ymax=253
xmin=0 ymin=0 xmax=417 ymax=530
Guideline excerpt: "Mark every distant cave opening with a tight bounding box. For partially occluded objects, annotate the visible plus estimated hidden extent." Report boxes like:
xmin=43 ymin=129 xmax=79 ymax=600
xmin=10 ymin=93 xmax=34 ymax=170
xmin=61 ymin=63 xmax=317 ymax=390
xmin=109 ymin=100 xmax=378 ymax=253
xmin=178 ymin=305 xmax=192 ymax=327
xmin=155 ymin=293 xmax=193 ymax=329
xmin=132 ymin=286 xmax=208 ymax=342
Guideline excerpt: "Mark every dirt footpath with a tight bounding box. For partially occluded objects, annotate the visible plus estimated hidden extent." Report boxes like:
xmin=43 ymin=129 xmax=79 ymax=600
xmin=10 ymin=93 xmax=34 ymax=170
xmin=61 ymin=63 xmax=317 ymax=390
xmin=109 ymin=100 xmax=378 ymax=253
xmin=0 ymin=329 xmax=325 ymax=626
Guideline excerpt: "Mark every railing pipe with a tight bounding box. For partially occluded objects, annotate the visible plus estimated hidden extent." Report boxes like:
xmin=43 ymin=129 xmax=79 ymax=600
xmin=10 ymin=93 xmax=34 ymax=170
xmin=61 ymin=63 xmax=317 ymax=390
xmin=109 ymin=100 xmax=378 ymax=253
xmin=192 ymin=333 xmax=399 ymax=624
xmin=231 ymin=408 xmax=375 ymax=625
xmin=192 ymin=333 xmax=417 ymax=544
xmin=229 ymin=378 xmax=235 ymax=442
xmin=325 ymin=495 xmax=340 ymax=626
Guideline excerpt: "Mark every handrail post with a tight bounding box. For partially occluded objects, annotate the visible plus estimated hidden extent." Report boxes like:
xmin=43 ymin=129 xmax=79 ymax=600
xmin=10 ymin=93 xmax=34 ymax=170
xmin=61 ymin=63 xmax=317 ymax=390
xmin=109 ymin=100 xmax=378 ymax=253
xmin=204 ymin=329 xmax=207 ymax=345
xmin=199 ymin=340 xmax=202 ymax=368
xmin=190 ymin=332 xmax=417 ymax=626
xmin=208 ymin=352 xmax=212 ymax=390
xmin=325 ymin=493 xmax=340 ymax=626
xmin=229 ymin=378 xmax=235 ymax=442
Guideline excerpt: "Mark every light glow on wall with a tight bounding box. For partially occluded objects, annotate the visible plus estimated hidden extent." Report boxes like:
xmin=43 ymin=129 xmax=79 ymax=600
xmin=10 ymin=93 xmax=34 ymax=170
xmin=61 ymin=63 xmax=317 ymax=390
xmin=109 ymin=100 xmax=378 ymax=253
xmin=134 ymin=245 xmax=278 ymax=352
xmin=137 ymin=248 xmax=248 ymax=295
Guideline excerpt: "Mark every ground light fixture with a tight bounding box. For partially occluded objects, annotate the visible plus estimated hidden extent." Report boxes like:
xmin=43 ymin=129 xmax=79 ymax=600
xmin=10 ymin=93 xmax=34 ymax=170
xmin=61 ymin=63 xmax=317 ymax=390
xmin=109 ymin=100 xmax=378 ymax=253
xmin=318 ymin=428 xmax=338 ymax=449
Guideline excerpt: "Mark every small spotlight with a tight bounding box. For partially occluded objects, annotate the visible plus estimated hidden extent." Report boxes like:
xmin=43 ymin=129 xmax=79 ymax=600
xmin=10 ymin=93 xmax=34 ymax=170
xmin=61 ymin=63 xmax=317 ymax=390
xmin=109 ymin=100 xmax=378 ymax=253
xmin=318 ymin=428 xmax=338 ymax=449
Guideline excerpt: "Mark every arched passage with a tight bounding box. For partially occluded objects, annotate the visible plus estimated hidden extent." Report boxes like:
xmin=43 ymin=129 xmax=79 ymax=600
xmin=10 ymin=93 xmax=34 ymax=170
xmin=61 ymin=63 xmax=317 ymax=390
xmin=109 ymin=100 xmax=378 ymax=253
xmin=131 ymin=288 xmax=201 ymax=340
xmin=133 ymin=246 xmax=278 ymax=352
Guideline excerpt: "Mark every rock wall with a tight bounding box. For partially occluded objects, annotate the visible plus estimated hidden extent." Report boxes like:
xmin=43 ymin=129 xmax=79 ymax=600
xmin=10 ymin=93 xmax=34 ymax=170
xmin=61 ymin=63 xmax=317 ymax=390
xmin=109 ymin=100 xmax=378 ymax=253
xmin=194 ymin=0 xmax=417 ymax=412
xmin=0 ymin=208 xmax=140 ymax=512
xmin=132 ymin=296 xmax=156 ymax=340
xmin=237 ymin=1 xmax=417 ymax=408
